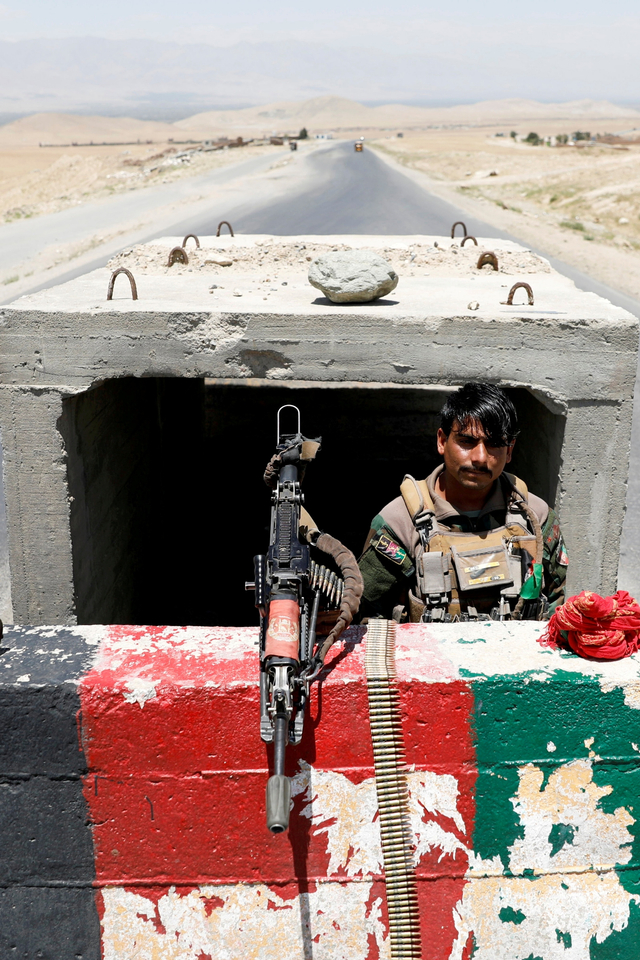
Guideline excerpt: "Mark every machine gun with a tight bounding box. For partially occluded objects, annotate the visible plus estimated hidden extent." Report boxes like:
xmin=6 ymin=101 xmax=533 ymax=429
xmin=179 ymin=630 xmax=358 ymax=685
xmin=247 ymin=405 xmax=363 ymax=833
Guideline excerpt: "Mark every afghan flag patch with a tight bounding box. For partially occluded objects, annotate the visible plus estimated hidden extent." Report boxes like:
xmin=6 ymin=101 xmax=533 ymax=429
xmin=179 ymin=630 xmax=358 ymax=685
xmin=372 ymin=532 xmax=408 ymax=566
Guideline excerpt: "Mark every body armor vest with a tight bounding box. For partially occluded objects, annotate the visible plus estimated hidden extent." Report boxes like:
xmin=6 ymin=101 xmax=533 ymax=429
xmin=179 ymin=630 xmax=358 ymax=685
xmin=400 ymin=473 xmax=543 ymax=622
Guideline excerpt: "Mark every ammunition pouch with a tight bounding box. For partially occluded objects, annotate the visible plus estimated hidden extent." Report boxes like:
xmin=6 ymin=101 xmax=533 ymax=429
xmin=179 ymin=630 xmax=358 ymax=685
xmin=415 ymin=550 xmax=451 ymax=609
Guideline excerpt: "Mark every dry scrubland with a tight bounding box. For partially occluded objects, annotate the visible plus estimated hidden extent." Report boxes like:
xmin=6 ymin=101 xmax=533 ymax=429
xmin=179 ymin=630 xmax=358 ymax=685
xmin=0 ymin=141 xmax=275 ymax=223
xmin=371 ymin=122 xmax=640 ymax=300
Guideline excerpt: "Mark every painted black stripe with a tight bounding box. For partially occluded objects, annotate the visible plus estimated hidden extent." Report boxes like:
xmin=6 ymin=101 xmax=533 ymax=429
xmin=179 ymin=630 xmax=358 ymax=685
xmin=0 ymin=626 xmax=101 ymax=958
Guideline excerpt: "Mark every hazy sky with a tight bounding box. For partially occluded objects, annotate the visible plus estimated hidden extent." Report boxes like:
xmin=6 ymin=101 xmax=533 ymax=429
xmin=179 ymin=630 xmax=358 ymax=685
xmin=0 ymin=1 xmax=637 ymax=104
xmin=1 ymin=0 xmax=638 ymax=54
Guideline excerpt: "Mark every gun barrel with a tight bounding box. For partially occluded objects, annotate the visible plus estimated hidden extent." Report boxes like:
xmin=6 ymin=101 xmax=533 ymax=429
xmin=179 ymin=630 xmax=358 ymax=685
xmin=266 ymin=713 xmax=290 ymax=833
xmin=273 ymin=712 xmax=288 ymax=776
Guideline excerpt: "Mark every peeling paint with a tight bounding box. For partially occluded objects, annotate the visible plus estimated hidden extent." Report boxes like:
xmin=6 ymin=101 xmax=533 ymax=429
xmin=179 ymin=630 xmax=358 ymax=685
xmin=460 ymin=760 xmax=637 ymax=958
xmin=451 ymin=873 xmax=636 ymax=960
xmin=600 ymin=676 xmax=640 ymax=710
xmin=509 ymin=760 xmax=635 ymax=874
xmin=122 ymin=677 xmax=157 ymax=707
xmin=291 ymin=760 xmax=467 ymax=875
xmin=73 ymin=623 xmax=640 ymax=959
xmin=101 ymin=882 xmax=389 ymax=960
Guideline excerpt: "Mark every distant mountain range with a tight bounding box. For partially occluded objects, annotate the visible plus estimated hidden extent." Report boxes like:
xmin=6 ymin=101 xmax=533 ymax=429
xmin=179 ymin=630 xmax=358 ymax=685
xmin=0 ymin=37 xmax=636 ymax=121
xmin=0 ymin=37 xmax=459 ymax=116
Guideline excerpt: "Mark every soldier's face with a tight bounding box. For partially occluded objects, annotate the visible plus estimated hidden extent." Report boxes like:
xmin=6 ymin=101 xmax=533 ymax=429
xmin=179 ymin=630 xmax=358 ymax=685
xmin=437 ymin=419 xmax=514 ymax=492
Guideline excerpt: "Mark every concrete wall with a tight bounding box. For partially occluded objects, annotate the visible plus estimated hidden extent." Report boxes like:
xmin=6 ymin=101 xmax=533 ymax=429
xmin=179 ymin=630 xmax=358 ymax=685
xmin=0 ymin=235 xmax=636 ymax=624
xmin=0 ymin=624 xmax=101 ymax=958
xmin=0 ymin=388 xmax=76 ymax=624
xmin=0 ymin=435 xmax=13 ymax=622
xmin=3 ymin=620 xmax=640 ymax=958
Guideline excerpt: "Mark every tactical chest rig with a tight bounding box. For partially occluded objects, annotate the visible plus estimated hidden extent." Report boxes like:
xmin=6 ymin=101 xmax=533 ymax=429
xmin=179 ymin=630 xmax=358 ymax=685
xmin=400 ymin=472 xmax=545 ymax=622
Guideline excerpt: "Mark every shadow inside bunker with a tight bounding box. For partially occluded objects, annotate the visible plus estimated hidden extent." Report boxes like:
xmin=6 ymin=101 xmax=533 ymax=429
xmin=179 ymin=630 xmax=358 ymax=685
xmin=57 ymin=378 xmax=565 ymax=627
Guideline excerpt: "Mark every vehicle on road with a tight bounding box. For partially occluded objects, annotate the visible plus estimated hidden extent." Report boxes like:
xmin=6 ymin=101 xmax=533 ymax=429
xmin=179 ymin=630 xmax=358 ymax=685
xmin=355 ymin=142 xmax=364 ymax=152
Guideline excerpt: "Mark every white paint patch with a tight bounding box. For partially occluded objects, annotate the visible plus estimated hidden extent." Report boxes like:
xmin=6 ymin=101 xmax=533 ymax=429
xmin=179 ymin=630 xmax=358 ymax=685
xmin=16 ymin=624 xmax=109 ymax=658
xmin=450 ymin=873 xmax=635 ymax=960
xmin=392 ymin=624 xmax=640 ymax=703
xmin=19 ymin=624 xmax=107 ymax=646
xmin=456 ymin=760 xmax=638 ymax=959
xmin=291 ymin=760 xmax=468 ymax=875
xmin=101 ymin=881 xmax=389 ymax=960
xmin=291 ymin=762 xmax=382 ymax=876
xmin=600 ymin=676 xmax=640 ymax=710
xmin=508 ymin=760 xmax=635 ymax=874
xmin=408 ymin=769 xmax=468 ymax=864
xmin=70 ymin=624 xmax=108 ymax=647
xmin=546 ymin=741 xmax=556 ymax=752
xmin=122 ymin=677 xmax=157 ymax=707
xmin=93 ymin=625 xmax=259 ymax=671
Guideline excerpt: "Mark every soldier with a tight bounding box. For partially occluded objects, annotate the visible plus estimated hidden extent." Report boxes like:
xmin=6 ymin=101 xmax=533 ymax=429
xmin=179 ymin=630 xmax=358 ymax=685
xmin=359 ymin=382 xmax=568 ymax=622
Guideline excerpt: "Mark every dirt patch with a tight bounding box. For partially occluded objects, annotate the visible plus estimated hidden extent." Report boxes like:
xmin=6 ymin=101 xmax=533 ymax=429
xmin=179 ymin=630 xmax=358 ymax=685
xmin=107 ymin=237 xmax=550 ymax=283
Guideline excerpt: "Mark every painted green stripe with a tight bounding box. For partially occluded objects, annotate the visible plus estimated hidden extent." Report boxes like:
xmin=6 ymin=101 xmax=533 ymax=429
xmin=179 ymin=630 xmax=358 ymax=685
xmin=471 ymin=673 xmax=640 ymax=956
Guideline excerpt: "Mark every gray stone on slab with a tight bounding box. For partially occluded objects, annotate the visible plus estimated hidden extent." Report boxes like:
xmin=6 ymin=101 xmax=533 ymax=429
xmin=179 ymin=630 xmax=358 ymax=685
xmin=308 ymin=249 xmax=398 ymax=302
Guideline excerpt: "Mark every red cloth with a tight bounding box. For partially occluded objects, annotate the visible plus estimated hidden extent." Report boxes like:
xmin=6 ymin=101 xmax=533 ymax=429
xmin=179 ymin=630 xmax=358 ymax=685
xmin=541 ymin=590 xmax=640 ymax=661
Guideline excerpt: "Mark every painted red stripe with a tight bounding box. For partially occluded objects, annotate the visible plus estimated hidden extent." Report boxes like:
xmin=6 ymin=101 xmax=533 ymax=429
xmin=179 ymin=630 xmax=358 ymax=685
xmin=80 ymin=624 xmax=475 ymax=957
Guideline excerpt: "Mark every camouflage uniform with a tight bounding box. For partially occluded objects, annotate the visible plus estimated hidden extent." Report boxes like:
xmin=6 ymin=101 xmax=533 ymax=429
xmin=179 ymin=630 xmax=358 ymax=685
xmin=359 ymin=465 xmax=568 ymax=621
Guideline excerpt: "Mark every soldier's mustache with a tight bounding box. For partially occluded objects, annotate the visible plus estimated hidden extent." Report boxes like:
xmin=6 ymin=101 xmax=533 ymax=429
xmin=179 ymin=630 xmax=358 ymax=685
xmin=461 ymin=466 xmax=491 ymax=475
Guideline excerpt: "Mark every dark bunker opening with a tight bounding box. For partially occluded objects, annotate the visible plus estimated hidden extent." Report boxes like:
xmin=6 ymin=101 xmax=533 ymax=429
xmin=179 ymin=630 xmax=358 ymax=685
xmin=58 ymin=378 xmax=565 ymax=626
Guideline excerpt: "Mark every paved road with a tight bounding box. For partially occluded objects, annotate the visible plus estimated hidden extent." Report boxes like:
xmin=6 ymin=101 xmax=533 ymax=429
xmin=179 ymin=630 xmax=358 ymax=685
xmin=1 ymin=139 xmax=639 ymax=615
xmin=188 ymin=139 xmax=497 ymax=236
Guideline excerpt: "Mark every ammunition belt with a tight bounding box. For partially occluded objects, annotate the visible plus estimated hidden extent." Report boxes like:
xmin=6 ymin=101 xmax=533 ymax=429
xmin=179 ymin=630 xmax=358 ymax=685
xmin=365 ymin=620 xmax=422 ymax=959
xmin=310 ymin=560 xmax=344 ymax=608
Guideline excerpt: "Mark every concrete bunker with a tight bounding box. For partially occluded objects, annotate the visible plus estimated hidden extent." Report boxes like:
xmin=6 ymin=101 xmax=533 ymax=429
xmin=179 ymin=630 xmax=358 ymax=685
xmin=59 ymin=376 xmax=564 ymax=626
xmin=0 ymin=234 xmax=636 ymax=624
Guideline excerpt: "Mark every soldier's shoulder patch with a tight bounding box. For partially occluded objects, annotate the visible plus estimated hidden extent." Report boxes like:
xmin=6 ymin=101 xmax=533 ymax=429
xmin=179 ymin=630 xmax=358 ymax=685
xmin=371 ymin=532 xmax=408 ymax=566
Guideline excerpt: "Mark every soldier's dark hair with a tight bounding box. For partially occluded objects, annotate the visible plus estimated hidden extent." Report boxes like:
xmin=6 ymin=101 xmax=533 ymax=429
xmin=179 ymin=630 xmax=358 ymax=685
xmin=440 ymin=382 xmax=519 ymax=446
